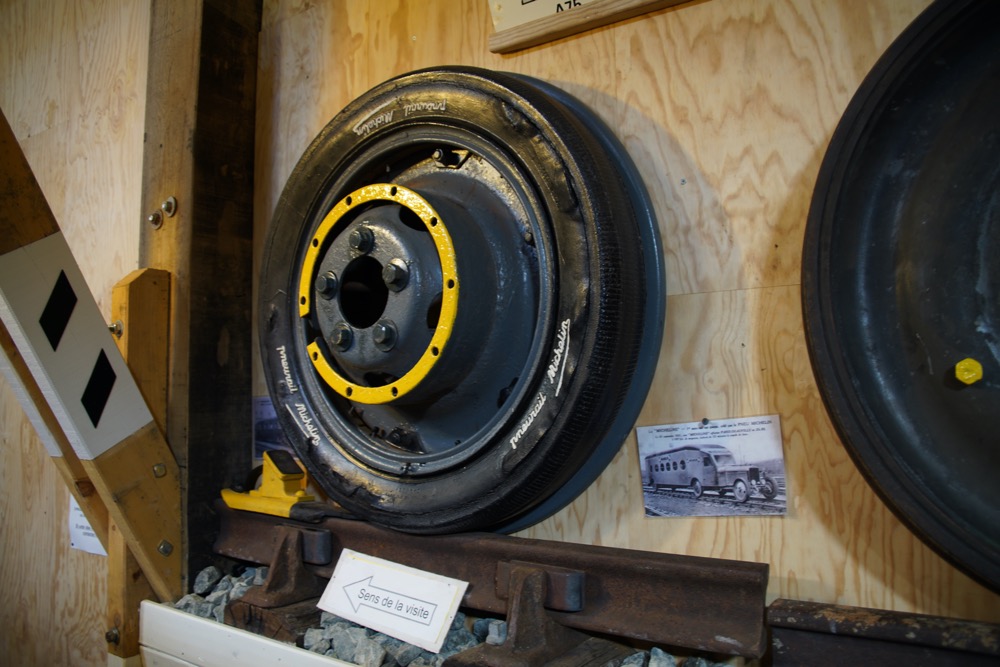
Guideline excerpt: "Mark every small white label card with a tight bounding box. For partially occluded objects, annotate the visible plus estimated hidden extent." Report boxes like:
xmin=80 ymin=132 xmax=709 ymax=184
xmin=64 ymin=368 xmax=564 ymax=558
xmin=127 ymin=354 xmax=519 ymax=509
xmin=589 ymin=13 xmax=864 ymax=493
xmin=69 ymin=496 xmax=106 ymax=556
xmin=319 ymin=549 xmax=468 ymax=653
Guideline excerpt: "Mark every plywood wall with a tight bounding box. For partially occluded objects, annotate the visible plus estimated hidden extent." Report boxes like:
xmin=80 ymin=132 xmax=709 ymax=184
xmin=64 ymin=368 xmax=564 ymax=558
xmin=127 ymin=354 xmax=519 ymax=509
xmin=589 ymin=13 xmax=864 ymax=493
xmin=255 ymin=0 xmax=1000 ymax=623
xmin=0 ymin=1 xmax=149 ymax=665
xmin=0 ymin=2 xmax=997 ymax=666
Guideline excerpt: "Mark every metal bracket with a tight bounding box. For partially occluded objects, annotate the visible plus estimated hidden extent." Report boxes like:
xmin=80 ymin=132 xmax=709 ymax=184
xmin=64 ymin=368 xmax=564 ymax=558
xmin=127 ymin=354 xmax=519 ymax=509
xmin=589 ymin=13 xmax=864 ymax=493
xmin=238 ymin=526 xmax=328 ymax=609
xmin=444 ymin=564 xmax=627 ymax=667
xmin=496 ymin=561 xmax=584 ymax=612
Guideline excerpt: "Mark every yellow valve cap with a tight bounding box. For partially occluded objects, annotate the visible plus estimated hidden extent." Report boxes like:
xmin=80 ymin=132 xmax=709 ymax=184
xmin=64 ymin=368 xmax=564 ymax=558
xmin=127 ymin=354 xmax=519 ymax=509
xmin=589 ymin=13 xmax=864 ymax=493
xmin=954 ymin=357 xmax=984 ymax=386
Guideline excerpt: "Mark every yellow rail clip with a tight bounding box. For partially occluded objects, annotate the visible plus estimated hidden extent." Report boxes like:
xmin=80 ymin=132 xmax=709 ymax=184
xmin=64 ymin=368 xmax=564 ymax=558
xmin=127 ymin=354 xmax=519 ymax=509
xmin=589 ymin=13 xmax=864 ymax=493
xmin=221 ymin=450 xmax=314 ymax=518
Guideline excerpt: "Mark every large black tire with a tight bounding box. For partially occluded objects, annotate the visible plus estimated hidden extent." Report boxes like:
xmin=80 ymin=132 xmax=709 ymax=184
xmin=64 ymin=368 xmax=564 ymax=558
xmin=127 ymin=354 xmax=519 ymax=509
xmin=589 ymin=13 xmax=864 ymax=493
xmin=259 ymin=67 xmax=662 ymax=534
xmin=802 ymin=0 xmax=999 ymax=590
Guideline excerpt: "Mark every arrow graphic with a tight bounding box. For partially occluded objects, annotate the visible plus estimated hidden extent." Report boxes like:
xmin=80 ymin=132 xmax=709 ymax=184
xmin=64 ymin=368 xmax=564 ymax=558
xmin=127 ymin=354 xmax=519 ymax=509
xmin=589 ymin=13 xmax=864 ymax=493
xmin=342 ymin=576 xmax=439 ymax=626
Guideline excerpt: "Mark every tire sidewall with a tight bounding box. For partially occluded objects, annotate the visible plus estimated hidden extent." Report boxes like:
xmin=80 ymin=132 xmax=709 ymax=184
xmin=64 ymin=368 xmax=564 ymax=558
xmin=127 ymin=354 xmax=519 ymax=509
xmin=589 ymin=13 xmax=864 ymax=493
xmin=260 ymin=69 xmax=625 ymax=531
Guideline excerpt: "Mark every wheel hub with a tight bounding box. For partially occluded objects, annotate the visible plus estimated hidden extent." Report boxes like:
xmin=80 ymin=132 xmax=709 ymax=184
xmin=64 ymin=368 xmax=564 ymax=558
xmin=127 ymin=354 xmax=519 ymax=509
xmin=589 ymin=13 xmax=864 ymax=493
xmin=299 ymin=183 xmax=459 ymax=405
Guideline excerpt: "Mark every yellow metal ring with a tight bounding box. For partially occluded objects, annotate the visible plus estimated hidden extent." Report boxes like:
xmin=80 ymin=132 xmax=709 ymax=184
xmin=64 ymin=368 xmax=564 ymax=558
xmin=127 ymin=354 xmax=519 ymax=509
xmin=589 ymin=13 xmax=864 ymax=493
xmin=298 ymin=184 xmax=458 ymax=404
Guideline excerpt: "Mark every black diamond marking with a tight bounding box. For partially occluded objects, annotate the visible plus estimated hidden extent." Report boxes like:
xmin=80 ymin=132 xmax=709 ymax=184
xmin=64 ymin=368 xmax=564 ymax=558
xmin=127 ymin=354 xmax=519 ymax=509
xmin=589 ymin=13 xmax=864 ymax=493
xmin=39 ymin=271 xmax=77 ymax=351
xmin=81 ymin=349 xmax=116 ymax=428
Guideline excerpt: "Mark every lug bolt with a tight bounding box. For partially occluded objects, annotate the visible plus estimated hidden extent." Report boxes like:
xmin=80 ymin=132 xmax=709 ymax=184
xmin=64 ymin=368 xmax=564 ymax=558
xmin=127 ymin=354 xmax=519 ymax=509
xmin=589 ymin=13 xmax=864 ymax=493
xmin=382 ymin=260 xmax=409 ymax=291
xmin=316 ymin=271 xmax=339 ymax=298
xmin=332 ymin=324 xmax=353 ymax=351
xmin=157 ymin=540 xmax=173 ymax=557
xmin=349 ymin=226 xmax=375 ymax=254
xmin=372 ymin=320 xmax=397 ymax=351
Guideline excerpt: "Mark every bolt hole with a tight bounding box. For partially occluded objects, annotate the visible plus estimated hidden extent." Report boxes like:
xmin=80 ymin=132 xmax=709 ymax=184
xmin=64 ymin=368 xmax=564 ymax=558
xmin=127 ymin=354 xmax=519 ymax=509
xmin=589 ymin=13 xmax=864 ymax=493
xmin=391 ymin=387 xmax=398 ymax=397
xmin=390 ymin=186 xmax=398 ymax=196
xmin=398 ymin=206 xmax=425 ymax=232
xmin=430 ymin=217 xmax=438 ymax=227
xmin=312 ymin=238 xmax=319 ymax=247
xmin=341 ymin=256 xmax=389 ymax=328
xmin=431 ymin=346 xmax=439 ymax=356
xmin=300 ymin=296 xmax=307 ymax=305
xmin=363 ymin=372 xmax=398 ymax=387
xmin=345 ymin=196 xmax=352 ymax=206
xmin=311 ymin=351 xmax=318 ymax=360
xmin=426 ymin=292 xmax=442 ymax=329
xmin=346 ymin=387 xmax=353 ymax=397
xmin=447 ymin=279 xmax=455 ymax=289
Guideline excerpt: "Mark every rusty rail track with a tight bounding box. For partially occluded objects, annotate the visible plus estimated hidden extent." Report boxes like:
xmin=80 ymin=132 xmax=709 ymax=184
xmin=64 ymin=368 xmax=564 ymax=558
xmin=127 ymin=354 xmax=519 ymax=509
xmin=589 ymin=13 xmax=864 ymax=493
xmin=213 ymin=503 xmax=769 ymax=658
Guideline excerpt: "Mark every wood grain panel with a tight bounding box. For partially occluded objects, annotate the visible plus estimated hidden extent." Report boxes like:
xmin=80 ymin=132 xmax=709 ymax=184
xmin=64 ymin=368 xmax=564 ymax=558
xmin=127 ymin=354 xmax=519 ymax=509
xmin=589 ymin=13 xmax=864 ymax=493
xmin=0 ymin=0 xmax=150 ymax=665
xmin=0 ymin=379 xmax=107 ymax=667
xmin=613 ymin=0 xmax=927 ymax=296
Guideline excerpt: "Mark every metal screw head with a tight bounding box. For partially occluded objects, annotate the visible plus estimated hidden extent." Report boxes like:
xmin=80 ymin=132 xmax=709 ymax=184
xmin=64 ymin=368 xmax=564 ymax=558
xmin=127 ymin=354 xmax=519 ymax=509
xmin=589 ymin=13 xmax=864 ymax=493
xmin=332 ymin=324 xmax=353 ymax=351
xmin=152 ymin=463 xmax=167 ymax=478
xmin=108 ymin=320 xmax=123 ymax=338
xmin=316 ymin=271 xmax=339 ymax=298
xmin=160 ymin=196 xmax=177 ymax=217
xmin=147 ymin=210 xmax=163 ymax=229
xmin=105 ymin=627 xmax=120 ymax=645
xmin=348 ymin=226 xmax=375 ymax=254
xmin=382 ymin=260 xmax=409 ymax=291
xmin=373 ymin=320 xmax=397 ymax=351
xmin=157 ymin=540 xmax=174 ymax=556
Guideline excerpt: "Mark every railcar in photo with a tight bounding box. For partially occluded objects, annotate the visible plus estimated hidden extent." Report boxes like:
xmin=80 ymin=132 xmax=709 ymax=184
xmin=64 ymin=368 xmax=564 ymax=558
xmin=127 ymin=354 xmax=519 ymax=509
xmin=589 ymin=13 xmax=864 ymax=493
xmin=644 ymin=444 xmax=777 ymax=502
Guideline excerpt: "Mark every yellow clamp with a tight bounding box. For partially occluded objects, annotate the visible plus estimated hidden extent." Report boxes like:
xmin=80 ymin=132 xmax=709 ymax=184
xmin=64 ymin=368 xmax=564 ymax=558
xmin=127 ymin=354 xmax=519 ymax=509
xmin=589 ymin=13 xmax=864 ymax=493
xmin=221 ymin=450 xmax=314 ymax=518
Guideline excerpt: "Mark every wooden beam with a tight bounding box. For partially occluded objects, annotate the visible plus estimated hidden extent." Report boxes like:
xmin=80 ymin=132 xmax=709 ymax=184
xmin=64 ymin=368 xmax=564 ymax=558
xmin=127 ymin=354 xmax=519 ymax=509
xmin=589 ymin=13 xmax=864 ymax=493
xmin=111 ymin=269 xmax=170 ymax=432
xmin=139 ymin=0 xmax=261 ymax=583
xmin=0 ymin=107 xmax=182 ymax=603
xmin=106 ymin=268 xmax=169 ymax=661
xmin=488 ymin=0 xmax=690 ymax=53
xmin=0 ymin=110 xmax=59 ymax=254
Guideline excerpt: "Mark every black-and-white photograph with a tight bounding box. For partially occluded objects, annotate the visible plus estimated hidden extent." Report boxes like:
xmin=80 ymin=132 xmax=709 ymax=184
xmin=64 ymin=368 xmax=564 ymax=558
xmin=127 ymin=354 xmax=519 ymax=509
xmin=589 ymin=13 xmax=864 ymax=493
xmin=636 ymin=415 xmax=787 ymax=518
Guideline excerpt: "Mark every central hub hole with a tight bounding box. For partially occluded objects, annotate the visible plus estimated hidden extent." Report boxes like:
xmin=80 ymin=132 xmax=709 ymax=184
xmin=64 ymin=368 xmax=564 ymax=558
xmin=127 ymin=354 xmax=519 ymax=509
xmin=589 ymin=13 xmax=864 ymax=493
xmin=340 ymin=255 xmax=388 ymax=328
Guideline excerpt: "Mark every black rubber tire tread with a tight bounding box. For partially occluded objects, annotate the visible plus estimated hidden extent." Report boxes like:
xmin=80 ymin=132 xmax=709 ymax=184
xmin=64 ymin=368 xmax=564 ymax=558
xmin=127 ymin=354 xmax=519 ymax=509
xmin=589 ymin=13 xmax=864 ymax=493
xmin=802 ymin=0 xmax=1000 ymax=591
xmin=259 ymin=67 xmax=647 ymax=533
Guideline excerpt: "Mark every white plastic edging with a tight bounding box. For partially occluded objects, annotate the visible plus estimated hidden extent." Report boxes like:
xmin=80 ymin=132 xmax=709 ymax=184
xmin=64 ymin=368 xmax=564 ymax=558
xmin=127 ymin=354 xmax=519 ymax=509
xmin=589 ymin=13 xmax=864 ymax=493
xmin=140 ymin=600 xmax=356 ymax=667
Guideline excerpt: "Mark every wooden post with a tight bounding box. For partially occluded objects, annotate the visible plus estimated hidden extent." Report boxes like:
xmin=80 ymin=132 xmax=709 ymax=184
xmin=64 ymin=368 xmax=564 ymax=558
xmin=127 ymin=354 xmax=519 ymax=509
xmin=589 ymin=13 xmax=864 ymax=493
xmin=106 ymin=269 xmax=169 ymax=663
xmin=140 ymin=0 xmax=262 ymax=584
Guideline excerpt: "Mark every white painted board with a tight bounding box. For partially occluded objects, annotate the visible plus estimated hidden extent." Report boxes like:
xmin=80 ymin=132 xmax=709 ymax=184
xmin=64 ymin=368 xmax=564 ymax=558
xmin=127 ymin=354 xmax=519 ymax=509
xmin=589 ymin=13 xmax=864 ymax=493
xmin=140 ymin=600 xmax=354 ymax=667
xmin=0 ymin=232 xmax=153 ymax=460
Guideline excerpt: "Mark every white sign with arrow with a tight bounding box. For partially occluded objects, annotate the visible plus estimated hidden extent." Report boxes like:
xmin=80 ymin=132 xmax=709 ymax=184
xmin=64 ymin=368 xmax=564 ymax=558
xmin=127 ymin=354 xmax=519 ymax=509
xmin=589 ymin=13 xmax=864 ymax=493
xmin=318 ymin=549 xmax=469 ymax=653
